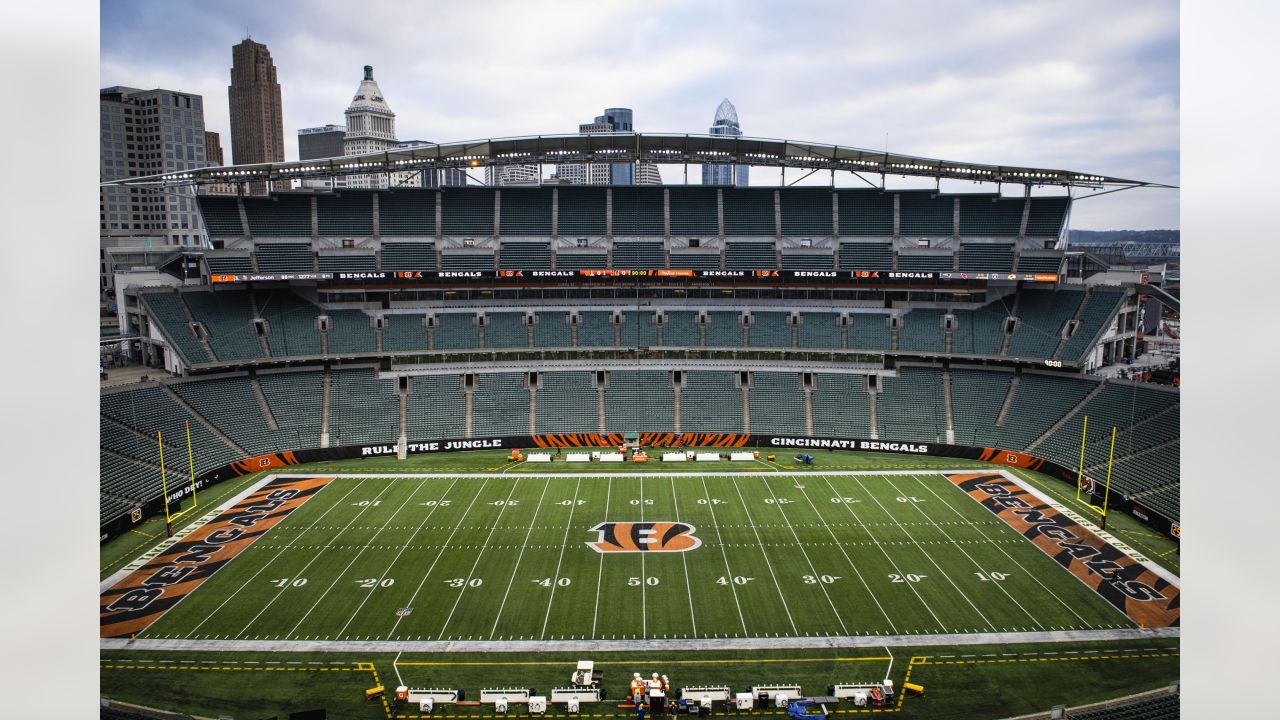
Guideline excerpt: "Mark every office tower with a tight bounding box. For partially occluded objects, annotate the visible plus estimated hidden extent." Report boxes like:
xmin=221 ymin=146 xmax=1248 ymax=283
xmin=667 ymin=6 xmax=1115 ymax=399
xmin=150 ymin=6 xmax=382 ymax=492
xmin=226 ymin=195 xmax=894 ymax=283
xmin=203 ymin=131 xmax=223 ymax=165
xmin=99 ymin=86 xmax=211 ymax=291
xmin=701 ymin=98 xmax=748 ymax=187
xmin=228 ymin=38 xmax=284 ymax=193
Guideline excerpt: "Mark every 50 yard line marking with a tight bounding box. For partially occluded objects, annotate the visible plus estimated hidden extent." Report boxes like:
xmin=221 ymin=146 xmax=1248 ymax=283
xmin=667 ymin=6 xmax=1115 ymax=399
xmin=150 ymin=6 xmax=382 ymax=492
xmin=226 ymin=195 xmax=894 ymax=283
xmin=488 ymin=478 xmax=552 ymax=639
xmin=880 ymin=474 xmax=1044 ymax=632
xmin=640 ymin=476 xmax=647 ymax=639
xmin=335 ymin=476 xmax=462 ymax=639
xmin=539 ymin=477 xmax=582 ymax=640
xmin=698 ymin=475 xmax=748 ymax=636
xmin=386 ymin=477 xmax=492 ymax=640
xmin=180 ymin=478 xmax=364 ymax=640
xmin=434 ymin=477 xmax=525 ymax=640
xmin=851 ymin=474 xmax=993 ymax=631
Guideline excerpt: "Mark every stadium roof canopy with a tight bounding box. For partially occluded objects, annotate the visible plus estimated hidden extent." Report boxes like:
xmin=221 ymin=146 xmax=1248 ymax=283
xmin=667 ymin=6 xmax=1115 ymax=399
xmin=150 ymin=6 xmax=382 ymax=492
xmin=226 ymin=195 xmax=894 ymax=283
xmin=101 ymin=132 xmax=1173 ymax=190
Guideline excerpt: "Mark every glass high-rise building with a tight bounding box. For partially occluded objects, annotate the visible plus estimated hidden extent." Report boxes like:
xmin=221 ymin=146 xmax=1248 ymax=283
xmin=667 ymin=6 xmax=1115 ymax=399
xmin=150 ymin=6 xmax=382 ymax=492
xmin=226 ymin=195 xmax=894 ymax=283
xmin=594 ymin=107 xmax=635 ymax=185
xmin=702 ymin=98 xmax=748 ymax=187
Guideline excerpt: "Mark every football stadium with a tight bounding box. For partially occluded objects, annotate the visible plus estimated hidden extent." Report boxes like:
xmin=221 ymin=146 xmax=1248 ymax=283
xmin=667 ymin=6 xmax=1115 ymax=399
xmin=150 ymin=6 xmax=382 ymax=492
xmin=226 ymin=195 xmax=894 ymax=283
xmin=98 ymin=133 xmax=1180 ymax=719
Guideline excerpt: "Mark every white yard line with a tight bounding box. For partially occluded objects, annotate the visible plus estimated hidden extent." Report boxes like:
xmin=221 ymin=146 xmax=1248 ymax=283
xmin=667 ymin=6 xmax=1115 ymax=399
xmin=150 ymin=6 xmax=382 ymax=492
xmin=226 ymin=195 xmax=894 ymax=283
xmin=233 ymin=478 xmax=404 ymax=639
xmin=698 ymin=476 xmax=748 ymax=636
xmin=750 ymin=475 xmax=849 ymax=636
xmin=817 ymin=475 xmax=949 ymax=632
xmin=849 ymin=474 xmax=994 ymax=631
xmin=670 ymin=476 xmax=698 ymax=638
xmin=287 ymin=470 xmax=992 ymax=479
xmin=639 ymin=476 xmax=647 ymax=639
xmin=589 ymin=477 xmax=612 ymax=639
xmin=285 ymin=479 xmax=432 ymax=639
xmin=727 ymin=475 xmax=799 ymax=635
xmin=539 ymin=477 xmax=582 ymax=640
xmin=335 ymin=477 xmax=463 ymax=639
xmin=180 ymin=478 xmax=364 ymax=639
xmin=385 ymin=477 xmax=493 ymax=639
xmin=789 ymin=481 xmax=899 ymax=634
xmin=488 ymin=478 xmax=553 ymax=639
xmin=434 ymin=478 xmax=524 ymax=640
xmin=909 ymin=474 xmax=1097 ymax=628
xmin=879 ymin=474 xmax=1045 ymax=631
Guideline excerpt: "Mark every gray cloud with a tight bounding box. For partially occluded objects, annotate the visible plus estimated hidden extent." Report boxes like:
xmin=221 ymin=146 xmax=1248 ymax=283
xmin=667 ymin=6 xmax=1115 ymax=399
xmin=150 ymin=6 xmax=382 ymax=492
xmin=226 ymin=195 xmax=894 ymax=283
xmin=101 ymin=0 xmax=1178 ymax=229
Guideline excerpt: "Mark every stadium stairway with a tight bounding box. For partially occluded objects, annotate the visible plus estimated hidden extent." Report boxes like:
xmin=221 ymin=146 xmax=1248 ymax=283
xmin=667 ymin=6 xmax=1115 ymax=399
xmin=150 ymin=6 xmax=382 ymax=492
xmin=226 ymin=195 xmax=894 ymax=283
xmin=250 ymin=376 xmax=280 ymax=431
xmin=176 ymin=293 xmax=218 ymax=362
xmin=1024 ymin=382 xmax=1108 ymax=453
xmin=158 ymin=384 xmax=248 ymax=457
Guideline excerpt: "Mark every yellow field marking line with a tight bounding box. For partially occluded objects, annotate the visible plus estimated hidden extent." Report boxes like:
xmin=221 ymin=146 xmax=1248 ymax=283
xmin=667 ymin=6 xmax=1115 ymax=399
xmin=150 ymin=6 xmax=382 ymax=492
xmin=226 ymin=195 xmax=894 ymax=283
xmin=396 ymin=656 xmax=892 ymax=667
xmin=129 ymin=528 xmax=160 ymax=539
xmin=914 ymin=651 xmax=1179 ymax=666
xmin=100 ymin=664 xmax=366 ymax=672
xmin=1155 ymin=545 xmax=1179 ymax=558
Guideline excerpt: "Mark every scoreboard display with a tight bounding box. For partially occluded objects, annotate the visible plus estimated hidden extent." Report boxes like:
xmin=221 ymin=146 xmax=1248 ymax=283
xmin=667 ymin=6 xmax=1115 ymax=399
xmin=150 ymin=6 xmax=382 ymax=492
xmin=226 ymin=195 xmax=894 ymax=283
xmin=208 ymin=268 xmax=1060 ymax=286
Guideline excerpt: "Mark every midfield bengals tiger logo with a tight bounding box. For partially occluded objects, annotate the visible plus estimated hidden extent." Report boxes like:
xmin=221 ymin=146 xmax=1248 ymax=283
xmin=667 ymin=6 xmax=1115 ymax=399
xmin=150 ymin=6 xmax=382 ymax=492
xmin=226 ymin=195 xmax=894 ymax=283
xmin=587 ymin=522 xmax=702 ymax=553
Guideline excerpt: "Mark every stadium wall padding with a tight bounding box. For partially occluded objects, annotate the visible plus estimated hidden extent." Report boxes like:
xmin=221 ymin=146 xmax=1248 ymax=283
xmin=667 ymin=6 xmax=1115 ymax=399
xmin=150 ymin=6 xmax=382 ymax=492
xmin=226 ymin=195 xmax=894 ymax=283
xmin=101 ymin=433 xmax=1179 ymax=544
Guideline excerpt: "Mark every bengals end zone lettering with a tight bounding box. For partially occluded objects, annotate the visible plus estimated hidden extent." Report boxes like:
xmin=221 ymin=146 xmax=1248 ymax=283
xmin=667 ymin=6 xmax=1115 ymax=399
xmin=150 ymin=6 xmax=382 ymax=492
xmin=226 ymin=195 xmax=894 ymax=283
xmin=946 ymin=473 xmax=1179 ymax=628
xmin=99 ymin=476 xmax=334 ymax=638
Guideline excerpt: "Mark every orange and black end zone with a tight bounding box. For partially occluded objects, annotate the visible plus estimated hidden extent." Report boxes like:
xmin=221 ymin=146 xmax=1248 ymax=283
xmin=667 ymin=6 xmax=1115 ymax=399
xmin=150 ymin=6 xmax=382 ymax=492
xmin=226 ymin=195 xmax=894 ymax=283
xmin=946 ymin=472 xmax=1179 ymax=628
xmin=530 ymin=432 xmax=752 ymax=449
xmin=99 ymin=475 xmax=335 ymax=638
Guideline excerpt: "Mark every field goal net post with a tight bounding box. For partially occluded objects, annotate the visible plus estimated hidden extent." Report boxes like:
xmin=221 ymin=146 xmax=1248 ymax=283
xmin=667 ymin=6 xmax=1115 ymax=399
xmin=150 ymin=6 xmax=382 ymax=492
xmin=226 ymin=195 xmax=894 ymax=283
xmin=1074 ymin=415 xmax=1118 ymax=530
xmin=157 ymin=421 xmax=200 ymax=537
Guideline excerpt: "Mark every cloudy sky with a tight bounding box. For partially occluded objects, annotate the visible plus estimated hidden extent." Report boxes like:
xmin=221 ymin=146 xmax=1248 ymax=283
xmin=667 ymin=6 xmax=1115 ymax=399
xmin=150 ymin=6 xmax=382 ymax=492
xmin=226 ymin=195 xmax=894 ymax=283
xmin=101 ymin=0 xmax=1179 ymax=230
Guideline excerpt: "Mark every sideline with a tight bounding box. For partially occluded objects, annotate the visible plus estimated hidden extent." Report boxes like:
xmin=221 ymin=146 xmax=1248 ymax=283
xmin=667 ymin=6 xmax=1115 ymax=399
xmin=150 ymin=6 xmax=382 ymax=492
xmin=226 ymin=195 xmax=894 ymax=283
xmin=101 ymin=626 xmax=1178 ymax=654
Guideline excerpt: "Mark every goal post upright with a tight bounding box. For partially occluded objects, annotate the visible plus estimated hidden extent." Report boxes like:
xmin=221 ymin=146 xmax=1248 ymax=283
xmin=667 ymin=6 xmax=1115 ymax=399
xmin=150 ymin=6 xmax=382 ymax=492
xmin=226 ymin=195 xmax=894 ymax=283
xmin=186 ymin=420 xmax=198 ymax=510
xmin=1101 ymin=426 xmax=1117 ymax=530
xmin=1075 ymin=415 xmax=1088 ymax=503
xmin=158 ymin=430 xmax=172 ymax=531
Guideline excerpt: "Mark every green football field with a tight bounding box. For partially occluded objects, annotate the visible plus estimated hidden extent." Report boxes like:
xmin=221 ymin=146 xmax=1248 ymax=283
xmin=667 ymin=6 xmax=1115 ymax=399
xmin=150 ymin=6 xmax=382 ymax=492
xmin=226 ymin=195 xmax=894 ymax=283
xmin=135 ymin=469 xmax=1134 ymax=643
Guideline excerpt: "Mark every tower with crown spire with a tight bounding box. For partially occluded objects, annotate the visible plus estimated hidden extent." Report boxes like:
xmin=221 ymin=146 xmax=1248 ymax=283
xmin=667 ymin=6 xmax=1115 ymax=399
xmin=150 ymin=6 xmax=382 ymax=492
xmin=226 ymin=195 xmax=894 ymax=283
xmin=342 ymin=65 xmax=400 ymax=189
xmin=702 ymin=98 xmax=748 ymax=187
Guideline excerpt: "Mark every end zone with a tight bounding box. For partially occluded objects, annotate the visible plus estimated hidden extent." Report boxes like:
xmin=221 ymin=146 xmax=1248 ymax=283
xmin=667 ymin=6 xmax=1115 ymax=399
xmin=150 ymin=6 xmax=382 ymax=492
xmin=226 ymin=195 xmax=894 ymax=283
xmin=100 ymin=475 xmax=335 ymax=639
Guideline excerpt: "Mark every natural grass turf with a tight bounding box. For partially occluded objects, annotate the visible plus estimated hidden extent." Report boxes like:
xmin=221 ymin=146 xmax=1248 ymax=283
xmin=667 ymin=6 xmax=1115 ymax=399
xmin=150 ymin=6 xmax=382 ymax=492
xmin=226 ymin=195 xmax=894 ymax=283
xmin=100 ymin=638 xmax=1180 ymax=720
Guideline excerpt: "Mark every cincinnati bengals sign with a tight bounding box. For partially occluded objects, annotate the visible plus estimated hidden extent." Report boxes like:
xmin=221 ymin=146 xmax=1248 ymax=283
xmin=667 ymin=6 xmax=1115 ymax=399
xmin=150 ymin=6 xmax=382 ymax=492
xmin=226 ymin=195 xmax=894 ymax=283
xmin=588 ymin=522 xmax=701 ymax=553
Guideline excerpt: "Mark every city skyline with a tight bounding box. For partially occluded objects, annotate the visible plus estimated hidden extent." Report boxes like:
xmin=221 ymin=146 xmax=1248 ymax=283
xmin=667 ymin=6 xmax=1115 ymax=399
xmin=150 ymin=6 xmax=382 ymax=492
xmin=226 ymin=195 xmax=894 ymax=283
xmin=100 ymin=0 xmax=1178 ymax=229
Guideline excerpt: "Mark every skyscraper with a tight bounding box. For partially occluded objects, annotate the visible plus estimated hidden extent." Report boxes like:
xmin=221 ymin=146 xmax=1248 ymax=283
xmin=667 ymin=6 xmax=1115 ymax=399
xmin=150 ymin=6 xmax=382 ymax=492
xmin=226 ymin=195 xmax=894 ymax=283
xmin=595 ymin=108 xmax=634 ymax=185
xmin=554 ymin=121 xmax=614 ymax=185
xmin=296 ymin=124 xmax=346 ymax=190
xmin=553 ymin=108 xmax=660 ymax=186
xmin=298 ymin=124 xmax=346 ymax=161
xmin=343 ymin=66 xmax=407 ymax=189
xmin=227 ymin=39 xmax=284 ymax=193
xmin=203 ymin=131 xmax=223 ymax=165
xmin=398 ymin=140 xmax=467 ymax=188
xmin=99 ymin=86 xmax=211 ymax=291
xmin=702 ymin=98 xmax=748 ymax=187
